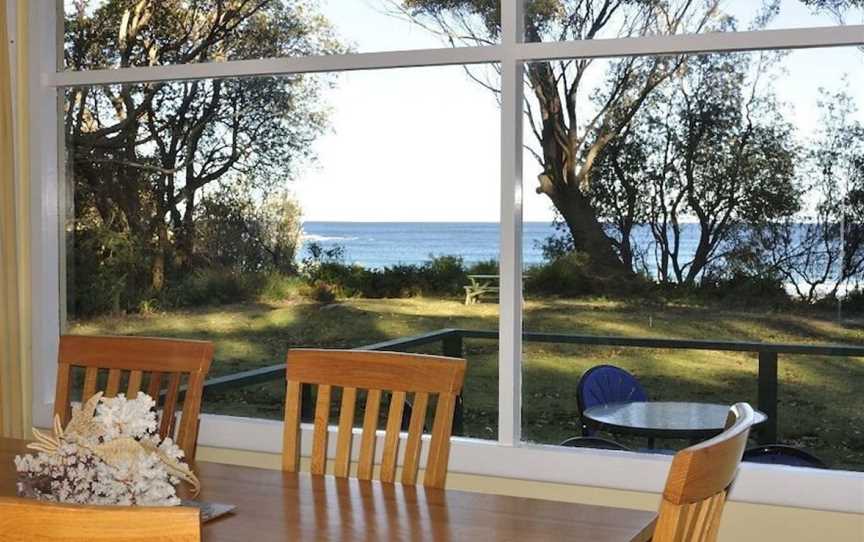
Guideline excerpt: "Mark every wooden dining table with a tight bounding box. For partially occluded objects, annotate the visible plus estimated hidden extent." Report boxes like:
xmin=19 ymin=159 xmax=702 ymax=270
xmin=0 ymin=437 xmax=656 ymax=541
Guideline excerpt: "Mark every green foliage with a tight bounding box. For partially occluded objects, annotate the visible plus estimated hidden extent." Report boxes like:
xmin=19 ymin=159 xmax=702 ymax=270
xmin=196 ymin=187 xmax=303 ymax=274
xmin=309 ymin=281 xmax=338 ymax=304
xmin=257 ymin=273 xmax=306 ymax=303
xmin=697 ymin=272 xmax=791 ymax=309
xmin=302 ymin=254 xmax=473 ymax=299
xmin=526 ymin=252 xmax=646 ymax=297
xmin=170 ymin=268 xmax=250 ymax=307
xmin=467 ymin=259 xmax=499 ymax=275
xmin=69 ymin=220 xmax=149 ymax=316
xmin=166 ymin=270 xmax=311 ymax=307
xmin=65 ymin=1 xmax=345 ymax=318
xmin=837 ymin=288 xmax=864 ymax=313
xmin=423 ymin=255 xmax=468 ymax=292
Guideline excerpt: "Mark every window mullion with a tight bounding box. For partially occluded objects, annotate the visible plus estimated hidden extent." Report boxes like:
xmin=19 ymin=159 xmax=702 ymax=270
xmin=498 ymin=0 xmax=524 ymax=447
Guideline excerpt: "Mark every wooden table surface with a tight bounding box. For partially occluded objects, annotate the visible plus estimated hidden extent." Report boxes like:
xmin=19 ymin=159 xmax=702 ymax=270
xmin=0 ymin=437 xmax=656 ymax=541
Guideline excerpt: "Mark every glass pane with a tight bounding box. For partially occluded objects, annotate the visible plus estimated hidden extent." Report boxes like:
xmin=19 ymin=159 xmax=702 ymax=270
xmin=63 ymin=63 xmax=501 ymax=440
xmin=63 ymin=0 xmax=499 ymax=71
xmin=523 ymin=1 xmax=863 ymax=42
xmin=520 ymin=46 xmax=864 ymax=471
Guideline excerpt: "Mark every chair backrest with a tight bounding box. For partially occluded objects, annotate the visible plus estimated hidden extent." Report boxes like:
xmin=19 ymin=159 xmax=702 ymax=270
xmin=653 ymin=403 xmax=756 ymax=542
xmin=577 ymin=364 xmax=648 ymax=413
xmin=282 ymin=349 xmax=466 ymax=489
xmin=743 ymin=445 xmax=827 ymax=469
xmin=56 ymin=335 xmax=214 ymax=461
xmin=0 ymin=497 xmax=200 ymax=541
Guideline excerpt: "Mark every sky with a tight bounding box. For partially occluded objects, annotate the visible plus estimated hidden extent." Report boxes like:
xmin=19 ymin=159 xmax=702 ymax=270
xmin=291 ymin=0 xmax=864 ymax=222
xmin=65 ymin=1 xmax=864 ymax=223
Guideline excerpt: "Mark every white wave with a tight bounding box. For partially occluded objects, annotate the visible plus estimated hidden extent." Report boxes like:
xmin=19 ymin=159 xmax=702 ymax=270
xmin=301 ymin=234 xmax=359 ymax=242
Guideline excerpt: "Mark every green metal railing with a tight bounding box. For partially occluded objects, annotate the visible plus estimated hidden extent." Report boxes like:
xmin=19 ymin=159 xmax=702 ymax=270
xmin=201 ymin=328 xmax=864 ymax=444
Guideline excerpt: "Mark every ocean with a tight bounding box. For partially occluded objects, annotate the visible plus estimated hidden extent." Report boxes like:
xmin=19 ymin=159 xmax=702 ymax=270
xmin=299 ymin=221 xmax=702 ymax=271
xmin=299 ymin=221 xmax=853 ymax=297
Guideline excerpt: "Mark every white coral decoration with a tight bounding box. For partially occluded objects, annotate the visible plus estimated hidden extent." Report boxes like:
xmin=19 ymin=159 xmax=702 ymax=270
xmin=94 ymin=392 xmax=158 ymax=440
xmin=15 ymin=392 xmax=199 ymax=506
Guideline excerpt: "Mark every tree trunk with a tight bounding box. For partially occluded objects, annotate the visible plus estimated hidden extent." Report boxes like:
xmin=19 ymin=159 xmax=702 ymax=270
xmin=685 ymin=224 xmax=713 ymax=284
xmin=178 ymin=187 xmax=196 ymax=272
xmin=551 ymin=185 xmax=633 ymax=277
xmin=152 ymin=219 xmax=168 ymax=291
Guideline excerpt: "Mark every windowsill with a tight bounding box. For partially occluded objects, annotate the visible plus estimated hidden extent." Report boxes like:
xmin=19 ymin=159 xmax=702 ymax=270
xmin=191 ymin=412 xmax=864 ymax=515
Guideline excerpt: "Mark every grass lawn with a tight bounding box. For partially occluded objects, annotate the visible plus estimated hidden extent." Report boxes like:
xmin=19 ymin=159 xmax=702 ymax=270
xmin=70 ymin=296 xmax=864 ymax=470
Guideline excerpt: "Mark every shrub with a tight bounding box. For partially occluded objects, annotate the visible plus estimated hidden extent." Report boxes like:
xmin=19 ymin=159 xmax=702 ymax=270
xmin=301 ymin=255 xmax=474 ymax=299
xmin=170 ymin=268 xmax=250 ymax=307
xmin=69 ymin=223 xmax=149 ymax=316
xmin=526 ymin=252 xmax=603 ymax=297
xmin=310 ymin=281 xmax=338 ymax=304
xmin=841 ymin=289 xmax=864 ymax=314
xmin=420 ymin=255 xmax=466 ymax=294
xmin=467 ymin=259 xmax=499 ymax=275
xmin=309 ymin=262 xmax=369 ymax=297
xmin=258 ymin=272 xmax=305 ymax=302
xmin=695 ymin=271 xmax=790 ymax=308
xmin=365 ymin=265 xmax=424 ymax=298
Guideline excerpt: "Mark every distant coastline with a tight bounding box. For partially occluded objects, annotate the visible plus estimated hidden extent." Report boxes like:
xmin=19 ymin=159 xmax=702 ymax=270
xmin=299 ymin=221 xmax=845 ymax=297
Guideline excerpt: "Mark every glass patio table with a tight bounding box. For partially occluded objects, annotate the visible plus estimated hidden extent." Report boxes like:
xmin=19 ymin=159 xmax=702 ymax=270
xmin=583 ymin=401 xmax=768 ymax=442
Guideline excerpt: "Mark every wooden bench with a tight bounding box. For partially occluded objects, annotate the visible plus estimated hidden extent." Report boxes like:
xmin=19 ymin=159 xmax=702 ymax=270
xmin=464 ymin=275 xmax=500 ymax=305
xmin=463 ymin=274 xmax=530 ymax=305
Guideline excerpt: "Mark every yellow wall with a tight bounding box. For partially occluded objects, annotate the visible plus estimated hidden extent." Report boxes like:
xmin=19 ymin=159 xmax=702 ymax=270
xmin=197 ymin=446 xmax=864 ymax=542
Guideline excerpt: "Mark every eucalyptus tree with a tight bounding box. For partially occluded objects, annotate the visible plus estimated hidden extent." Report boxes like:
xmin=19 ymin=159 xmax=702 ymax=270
xmin=590 ymin=50 xmax=801 ymax=285
xmin=397 ymin=0 xmax=750 ymax=278
xmin=759 ymin=89 xmax=864 ymax=301
xmin=65 ymin=0 xmax=343 ymax=310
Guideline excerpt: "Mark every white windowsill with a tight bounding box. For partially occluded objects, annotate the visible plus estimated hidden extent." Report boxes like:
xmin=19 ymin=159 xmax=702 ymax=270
xmin=193 ymin=412 xmax=864 ymax=515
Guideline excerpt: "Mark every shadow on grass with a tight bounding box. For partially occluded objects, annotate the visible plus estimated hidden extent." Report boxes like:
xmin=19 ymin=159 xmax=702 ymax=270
xmin=69 ymin=296 xmax=864 ymax=470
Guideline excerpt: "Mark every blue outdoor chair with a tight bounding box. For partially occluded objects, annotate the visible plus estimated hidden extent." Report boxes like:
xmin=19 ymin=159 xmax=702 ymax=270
xmin=577 ymin=364 xmax=648 ymax=436
xmin=743 ymin=445 xmax=828 ymax=469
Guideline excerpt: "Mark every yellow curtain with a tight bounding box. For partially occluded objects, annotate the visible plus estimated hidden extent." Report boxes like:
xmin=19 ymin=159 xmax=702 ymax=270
xmin=0 ymin=0 xmax=31 ymax=438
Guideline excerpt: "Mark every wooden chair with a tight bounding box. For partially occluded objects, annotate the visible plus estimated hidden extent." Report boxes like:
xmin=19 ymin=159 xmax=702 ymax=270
xmin=0 ymin=497 xmax=200 ymax=541
xmin=282 ymin=349 xmax=466 ymax=488
xmin=653 ymin=402 xmax=756 ymax=542
xmin=55 ymin=335 xmax=214 ymax=461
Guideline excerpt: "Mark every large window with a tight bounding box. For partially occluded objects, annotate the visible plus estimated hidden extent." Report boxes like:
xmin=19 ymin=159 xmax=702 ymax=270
xmin=64 ymin=63 xmax=501 ymax=438
xmin=519 ymin=45 xmax=864 ymax=470
xmin=28 ymin=0 xmax=864 ymax=511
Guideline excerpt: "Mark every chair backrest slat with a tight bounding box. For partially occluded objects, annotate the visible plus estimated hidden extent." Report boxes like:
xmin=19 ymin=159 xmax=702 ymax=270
xmin=282 ymin=380 xmax=302 ymax=473
xmin=54 ymin=364 xmax=72 ymax=422
xmin=401 ymin=391 xmax=429 ymax=485
xmin=425 ymin=392 xmax=458 ymax=489
xmin=126 ymin=370 xmax=143 ymax=396
xmin=380 ymin=390 xmax=406 ymax=483
xmin=55 ymin=336 xmax=213 ymax=461
xmin=310 ymin=384 xmax=332 ymax=475
xmin=0 ymin=497 xmax=200 ymax=541
xmin=357 ymin=388 xmax=382 ymax=481
xmin=653 ymin=402 xmax=755 ymax=542
xmin=282 ymin=349 xmax=466 ymax=488
xmin=82 ymin=367 xmax=99 ymax=403
xmin=104 ymin=369 xmax=122 ymax=398
xmin=334 ymin=387 xmax=357 ymax=477
xmin=147 ymin=372 xmax=163 ymax=402
xmin=159 ymin=373 xmax=182 ymax=438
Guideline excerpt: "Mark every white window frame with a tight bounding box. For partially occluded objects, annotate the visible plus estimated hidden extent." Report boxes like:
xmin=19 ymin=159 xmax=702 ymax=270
xmin=26 ymin=0 xmax=864 ymax=514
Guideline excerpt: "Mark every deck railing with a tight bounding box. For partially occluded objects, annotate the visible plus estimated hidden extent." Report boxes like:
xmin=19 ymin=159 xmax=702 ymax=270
xmin=201 ymin=329 xmax=864 ymax=444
